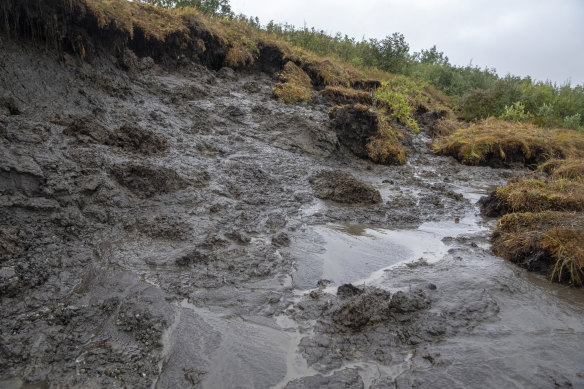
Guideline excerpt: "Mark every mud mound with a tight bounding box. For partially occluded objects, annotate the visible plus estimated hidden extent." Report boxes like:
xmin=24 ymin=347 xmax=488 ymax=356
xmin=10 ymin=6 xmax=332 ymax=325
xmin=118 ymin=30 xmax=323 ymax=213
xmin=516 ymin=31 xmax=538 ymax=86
xmin=309 ymin=170 xmax=381 ymax=204
xmin=329 ymin=104 xmax=407 ymax=165
xmin=63 ymin=117 xmax=110 ymax=144
xmin=105 ymin=124 xmax=168 ymax=155
xmin=329 ymin=105 xmax=379 ymax=160
xmin=0 ymin=227 xmax=24 ymax=261
xmin=337 ymin=283 xmax=364 ymax=299
xmin=284 ymin=368 xmax=364 ymax=389
xmin=109 ymin=164 xmax=190 ymax=198
xmin=478 ymin=191 xmax=501 ymax=217
xmin=333 ymin=287 xmax=430 ymax=331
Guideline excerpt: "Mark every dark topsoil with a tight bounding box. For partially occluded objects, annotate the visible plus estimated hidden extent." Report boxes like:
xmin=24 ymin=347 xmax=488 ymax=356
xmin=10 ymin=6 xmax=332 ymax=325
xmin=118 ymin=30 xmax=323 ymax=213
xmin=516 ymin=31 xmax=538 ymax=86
xmin=1 ymin=15 xmax=583 ymax=389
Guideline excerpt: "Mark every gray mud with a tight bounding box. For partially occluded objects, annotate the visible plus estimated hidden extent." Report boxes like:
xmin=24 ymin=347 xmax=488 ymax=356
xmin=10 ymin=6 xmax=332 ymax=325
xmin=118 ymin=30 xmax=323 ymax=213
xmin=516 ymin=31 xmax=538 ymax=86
xmin=1 ymin=38 xmax=584 ymax=389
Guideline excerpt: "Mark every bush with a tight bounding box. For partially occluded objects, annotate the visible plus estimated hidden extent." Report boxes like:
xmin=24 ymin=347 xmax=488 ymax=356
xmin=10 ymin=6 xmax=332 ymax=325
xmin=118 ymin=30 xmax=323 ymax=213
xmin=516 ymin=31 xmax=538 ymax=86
xmin=564 ymin=113 xmax=582 ymax=130
xmin=500 ymin=101 xmax=529 ymax=123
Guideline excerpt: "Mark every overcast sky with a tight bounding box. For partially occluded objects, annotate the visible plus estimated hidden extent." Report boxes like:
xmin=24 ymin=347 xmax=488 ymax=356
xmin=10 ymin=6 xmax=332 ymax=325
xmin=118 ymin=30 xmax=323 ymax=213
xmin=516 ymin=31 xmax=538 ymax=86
xmin=229 ymin=0 xmax=584 ymax=86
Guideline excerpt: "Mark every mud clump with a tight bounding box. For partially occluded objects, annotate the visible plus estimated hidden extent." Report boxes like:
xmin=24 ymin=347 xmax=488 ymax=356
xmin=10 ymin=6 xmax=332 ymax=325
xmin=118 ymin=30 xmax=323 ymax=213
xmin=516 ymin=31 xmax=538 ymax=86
xmin=333 ymin=287 xmax=430 ymax=331
xmin=309 ymin=170 xmax=381 ymax=204
xmin=64 ymin=119 xmax=169 ymax=155
xmin=329 ymin=104 xmax=379 ymax=160
xmin=284 ymin=368 xmax=364 ymax=389
xmin=329 ymin=104 xmax=407 ymax=165
xmin=337 ymin=283 xmax=364 ymax=299
xmin=110 ymin=163 xmax=190 ymax=199
xmin=175 ymin=250 xmax=212 ymax=267
xmin=105 ymin=124 xmax=168 ymax=155
xmin=63 ymin=117 xmax=110 ymax=144
xmin=478 ymin=191 xmax=501 ymax=217
xmin=272 ymin=232 xmax=291 ymax=247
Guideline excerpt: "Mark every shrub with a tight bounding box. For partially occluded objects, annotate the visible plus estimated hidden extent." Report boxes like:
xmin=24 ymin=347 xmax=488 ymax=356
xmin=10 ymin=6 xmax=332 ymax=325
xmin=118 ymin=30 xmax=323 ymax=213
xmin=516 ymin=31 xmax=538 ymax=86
xmin=564 ymin=113 xmax=582 ymax=130
xmin=500 ymin=101 xmax=529 ymax=123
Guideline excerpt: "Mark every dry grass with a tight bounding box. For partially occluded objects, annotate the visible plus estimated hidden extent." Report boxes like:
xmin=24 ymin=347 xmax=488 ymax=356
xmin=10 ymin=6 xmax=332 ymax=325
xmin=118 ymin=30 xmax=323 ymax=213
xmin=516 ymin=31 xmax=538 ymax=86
xmin=366 ymin=109 xmax=407 ymax=165
xmin=539 ymin=158 xmax=584 ymax=181
xmin=493 ymin=211 xmax=584 ymax=286
xmin=273 ymin=61 xmax=313 ymax=104
xmin=431 ymin=117 xmax=463 ymax=138
xmin=495 ymin=178 xmax=584 ymax=213
xmin=433 ymin=118 xmax=584 ymax=166
xmin=493 ymin=157 xmax=584 ymax=286
xmin=320 ymin=86 xmax=372 ymax=105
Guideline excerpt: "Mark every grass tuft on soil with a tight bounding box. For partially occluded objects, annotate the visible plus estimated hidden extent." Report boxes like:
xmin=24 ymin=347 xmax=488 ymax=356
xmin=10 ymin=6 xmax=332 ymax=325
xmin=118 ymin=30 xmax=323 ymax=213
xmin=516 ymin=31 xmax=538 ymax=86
xmin=491 ymin=158 xmax=584 ymax=286
xmin=493 ymin=211 xmax=584 ymax=286
xmin=320 ymin=86 xmax=372 ymax=105
xmin=433 ymin=118 xmax=584 ymax=167
xmin=274 ymin=61 xmax=313 ymax=103
xmin=328 ymin=104 xmax=408 ymax=165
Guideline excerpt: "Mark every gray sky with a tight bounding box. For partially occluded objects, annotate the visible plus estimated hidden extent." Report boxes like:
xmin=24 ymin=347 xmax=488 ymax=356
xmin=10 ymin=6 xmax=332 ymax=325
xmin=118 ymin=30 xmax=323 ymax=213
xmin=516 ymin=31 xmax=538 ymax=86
xmin=229 ymin=0 xmax=584 ymax=86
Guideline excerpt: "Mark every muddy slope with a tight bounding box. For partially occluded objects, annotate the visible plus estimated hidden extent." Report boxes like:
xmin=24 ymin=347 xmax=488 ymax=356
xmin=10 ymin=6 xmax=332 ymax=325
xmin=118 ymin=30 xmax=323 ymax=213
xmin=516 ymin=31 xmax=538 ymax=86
xmin=1 ymin=36 xmax=584 ymax=389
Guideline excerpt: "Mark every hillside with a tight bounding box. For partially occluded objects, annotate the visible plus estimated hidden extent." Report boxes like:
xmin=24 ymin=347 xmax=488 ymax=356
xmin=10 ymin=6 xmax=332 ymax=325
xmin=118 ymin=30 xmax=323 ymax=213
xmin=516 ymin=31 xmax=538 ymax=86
xmin=1 ymin=1 xmax=584 ymax=388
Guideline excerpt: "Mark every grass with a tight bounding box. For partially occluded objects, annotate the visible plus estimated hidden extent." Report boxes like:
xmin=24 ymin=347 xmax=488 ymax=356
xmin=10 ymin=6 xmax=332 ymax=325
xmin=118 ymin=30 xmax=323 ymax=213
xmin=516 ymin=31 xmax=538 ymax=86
xmin=365 ymin=108 xmax=408 ymax=165
xmin=493 ymin=211 xmax=584 ymax=286
xmin=495 ymin=177 xmax=584 ymax=213
xmin=433 ymin=118 xmax=584 ymax=166
xmin=431 ymin=117 xmax=463 ymax=138
xmin=492 ymin=158 xmax=584 ymax=286
xmin=320 ymin=85 xmax=372 ymax=105
xmin=274 ymin=61 xmax=313 ymax=103
xmin=328 ymin=104 xmax=407 ymax=165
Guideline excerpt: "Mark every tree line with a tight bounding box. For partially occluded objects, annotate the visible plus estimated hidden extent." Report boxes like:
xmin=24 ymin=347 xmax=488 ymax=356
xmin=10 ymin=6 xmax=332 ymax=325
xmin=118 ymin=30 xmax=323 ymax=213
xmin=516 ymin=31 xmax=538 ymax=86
xmin=137 ymin=0 xmax=584 ymax=130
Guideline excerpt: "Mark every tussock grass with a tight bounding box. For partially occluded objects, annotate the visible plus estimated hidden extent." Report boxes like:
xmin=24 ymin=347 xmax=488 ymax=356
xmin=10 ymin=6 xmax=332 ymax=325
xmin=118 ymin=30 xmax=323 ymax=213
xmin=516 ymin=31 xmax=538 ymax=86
xmin=431 ymin=117 xmax=463 ymax=138
xmin=366 ymin=108 xmax=408 ymax=165
xmin=493 ymin=158 xmax=584 ymax=286
xmin=540 ymin=158 xmax=584 ymax=181
xmin=493 ymin=212 xmax=584 ymax=286
xmin=495 ymin=178 xmax=584 ymax=213
xmin=273 ymin=61 xmax=313 ymax=104
xmin=320 ymin=86 xmax=372 ymax=105
xmin=433 ymin=118 xmax=584 ymax=166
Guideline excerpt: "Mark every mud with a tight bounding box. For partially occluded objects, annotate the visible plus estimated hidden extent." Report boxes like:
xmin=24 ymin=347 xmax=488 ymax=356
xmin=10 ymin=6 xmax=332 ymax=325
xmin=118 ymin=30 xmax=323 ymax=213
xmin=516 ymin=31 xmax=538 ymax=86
xmin=1 ymin=33 xmax=584 ymax=389
xmin=309 ymin=170 xmax=382 ymax=204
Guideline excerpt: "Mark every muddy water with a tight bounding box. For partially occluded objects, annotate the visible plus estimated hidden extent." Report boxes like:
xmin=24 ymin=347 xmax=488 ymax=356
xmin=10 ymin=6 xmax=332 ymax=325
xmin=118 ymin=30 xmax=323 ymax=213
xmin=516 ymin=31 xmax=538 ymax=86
xmin=1 ymin=39 xmax=584 ymax=389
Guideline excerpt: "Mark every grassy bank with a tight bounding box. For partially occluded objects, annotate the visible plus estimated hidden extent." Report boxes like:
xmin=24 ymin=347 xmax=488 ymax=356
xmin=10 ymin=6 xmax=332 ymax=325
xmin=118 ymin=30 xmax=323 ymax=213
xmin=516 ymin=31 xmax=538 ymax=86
xmin=490 ymin=158 xmax=584 ymax=285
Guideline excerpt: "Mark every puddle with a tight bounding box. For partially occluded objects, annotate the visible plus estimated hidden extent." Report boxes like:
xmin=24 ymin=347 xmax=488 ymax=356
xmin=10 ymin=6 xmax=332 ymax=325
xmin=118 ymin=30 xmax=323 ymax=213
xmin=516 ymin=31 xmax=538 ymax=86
xmin=293 ymin=223 xmax=452 ymax=291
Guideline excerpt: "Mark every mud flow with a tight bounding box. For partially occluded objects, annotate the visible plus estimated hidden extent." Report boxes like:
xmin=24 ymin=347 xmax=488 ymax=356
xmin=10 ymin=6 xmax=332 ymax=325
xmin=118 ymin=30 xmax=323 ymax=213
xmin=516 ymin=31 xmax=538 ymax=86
xmin=1 ymin=39 xmax=584 ymax=389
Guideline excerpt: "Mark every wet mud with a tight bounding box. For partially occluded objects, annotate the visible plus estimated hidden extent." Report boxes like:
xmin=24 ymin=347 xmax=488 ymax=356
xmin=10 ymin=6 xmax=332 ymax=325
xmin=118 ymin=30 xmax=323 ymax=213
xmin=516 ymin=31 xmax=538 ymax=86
xmin=1 ymin=37 xmax=584 ymax=389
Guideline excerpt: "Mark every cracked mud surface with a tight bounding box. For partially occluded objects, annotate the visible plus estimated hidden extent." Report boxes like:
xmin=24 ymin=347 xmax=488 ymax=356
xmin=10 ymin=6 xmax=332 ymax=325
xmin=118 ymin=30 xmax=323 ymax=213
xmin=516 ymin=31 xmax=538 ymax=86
xmin=1 ymin=39 xmax=584 ymax=388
